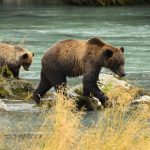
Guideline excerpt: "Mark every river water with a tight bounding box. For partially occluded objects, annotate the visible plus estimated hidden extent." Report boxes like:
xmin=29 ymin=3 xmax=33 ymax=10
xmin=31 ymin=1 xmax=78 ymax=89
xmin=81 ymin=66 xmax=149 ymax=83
xmin=0 ymin=5 xmax=150 ymax=88
xmin=0 ymin=5 xmax=150 ymax=141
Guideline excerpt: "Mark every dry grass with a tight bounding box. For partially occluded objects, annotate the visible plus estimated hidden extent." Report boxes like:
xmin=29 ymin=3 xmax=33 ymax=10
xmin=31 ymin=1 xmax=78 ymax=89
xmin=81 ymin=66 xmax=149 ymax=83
xmin=106 ymin=86 xmax=140 ymax=108
xmin=0 ymin=92 xmax=150 ymax=150
xmin=30 ymin=93 xmax=83 ymax=150
xmin=78 ymin=108 xmax=150 ymax=150
xmin=27 ymin=93 xmax=150 ymax=149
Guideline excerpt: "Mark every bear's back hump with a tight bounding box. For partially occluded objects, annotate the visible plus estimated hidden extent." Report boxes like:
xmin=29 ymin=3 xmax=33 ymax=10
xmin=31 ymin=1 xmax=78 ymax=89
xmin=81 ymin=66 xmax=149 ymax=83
xmin=44 ymin=39 xmax=87 ymax=62
xmin=0 ymin=43 xmax=21 ymax=65
xmin=0 ymin=43 xmax=15 ymax=59
xmin=42 ymin=39 xmax=87 ymax=76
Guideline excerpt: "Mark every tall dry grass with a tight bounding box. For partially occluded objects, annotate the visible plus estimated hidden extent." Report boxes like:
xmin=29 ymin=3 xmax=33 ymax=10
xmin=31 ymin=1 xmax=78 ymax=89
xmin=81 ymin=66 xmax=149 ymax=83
xmin=106 ymin=86 xmax=140 ymax=108
xmin=30 ymin=93 xmax=150 ymax=150
xmin=1 ymin=92 xmax=150 ymax=150
xmin=29 ymin=93 xmax=83 ymax=150
xmin=78 ymin=108 xmax=150 ymax=150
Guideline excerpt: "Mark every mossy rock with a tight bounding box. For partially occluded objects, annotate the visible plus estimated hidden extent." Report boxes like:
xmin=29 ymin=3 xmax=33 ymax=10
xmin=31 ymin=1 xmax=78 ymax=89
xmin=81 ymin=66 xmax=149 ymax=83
xmin=66 ymin=75 xmax=143 ymax=110
xmin=0 ymin=89 xmax=10 ymax=98
xmin=0 ymin=75 xmax=35 ymax=100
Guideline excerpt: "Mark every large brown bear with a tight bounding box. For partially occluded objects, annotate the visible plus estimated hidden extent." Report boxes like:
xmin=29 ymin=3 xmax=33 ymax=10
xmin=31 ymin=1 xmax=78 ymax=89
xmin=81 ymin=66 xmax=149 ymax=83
xmin=0 ymin=43 xmax=34 ymax=79
xmin=33 ymin=38 xmax=126 ymax=107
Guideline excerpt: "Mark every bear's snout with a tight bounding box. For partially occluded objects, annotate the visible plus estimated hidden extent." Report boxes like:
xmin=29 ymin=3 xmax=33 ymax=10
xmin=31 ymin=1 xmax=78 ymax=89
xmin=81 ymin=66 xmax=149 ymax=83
xmin=23 ymin=66 xmax=29 ymax=71
xmin=120 ymin=73 xmax=126 ymax=77
xmin=117 ymin=70 xmax=126 ymax=78
xmin=116 ymin=65 xmax=126 ymax=78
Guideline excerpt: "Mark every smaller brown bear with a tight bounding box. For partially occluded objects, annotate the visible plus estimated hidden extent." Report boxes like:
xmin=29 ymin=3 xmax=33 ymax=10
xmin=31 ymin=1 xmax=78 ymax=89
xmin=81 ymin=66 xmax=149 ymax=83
xmin=0 ymin=43 xmax=34 ymax=79
xmin=33 ymin=38 xmax=126 ymax=107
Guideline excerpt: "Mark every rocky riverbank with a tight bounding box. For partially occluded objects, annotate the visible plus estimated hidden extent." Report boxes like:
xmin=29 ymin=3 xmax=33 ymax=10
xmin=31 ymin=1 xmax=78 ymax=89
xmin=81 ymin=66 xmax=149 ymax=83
xmin=0 ymin=76 xmax=35 ymax=100
xmin=0 ymin=74 xmax=150 ymax=150
xmin=68 ymin=74 xmax=150 ymax=111
xmin=0 ymin=74 xmax=149 ymax=112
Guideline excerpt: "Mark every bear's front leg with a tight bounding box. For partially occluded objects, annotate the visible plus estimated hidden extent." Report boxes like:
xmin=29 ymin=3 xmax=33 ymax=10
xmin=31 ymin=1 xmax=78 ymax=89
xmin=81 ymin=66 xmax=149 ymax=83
xmin=11 ymin=67 xmax=20 ymax=79
xmin=13 ymin=71 xmax=20 ymax=79
xmin=7 ymin=64 xmax=21 ymax=79
xmin=83 ymin=79 xmax=108 ymax=106
xmin=83 ymin=69 xmax=111 ymax=107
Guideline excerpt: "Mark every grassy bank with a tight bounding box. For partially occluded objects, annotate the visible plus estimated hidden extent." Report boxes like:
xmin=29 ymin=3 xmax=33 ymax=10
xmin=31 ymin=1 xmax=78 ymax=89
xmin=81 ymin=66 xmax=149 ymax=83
xmin=1 ymin=92 xmax=149 ymax=150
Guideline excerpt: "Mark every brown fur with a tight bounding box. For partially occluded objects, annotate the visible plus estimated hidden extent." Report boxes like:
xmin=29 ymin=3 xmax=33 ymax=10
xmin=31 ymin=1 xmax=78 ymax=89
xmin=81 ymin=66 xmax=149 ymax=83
xmin=33 ymin=38 xmax=125 ymax=107
xmin=0 ymin=43 xmax=34 ymax=79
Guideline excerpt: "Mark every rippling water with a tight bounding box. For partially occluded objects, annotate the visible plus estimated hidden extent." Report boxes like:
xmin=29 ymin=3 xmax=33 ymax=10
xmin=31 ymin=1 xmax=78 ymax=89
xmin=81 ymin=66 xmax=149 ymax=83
xmin=0 ymin=5 xmax=150 ymax=89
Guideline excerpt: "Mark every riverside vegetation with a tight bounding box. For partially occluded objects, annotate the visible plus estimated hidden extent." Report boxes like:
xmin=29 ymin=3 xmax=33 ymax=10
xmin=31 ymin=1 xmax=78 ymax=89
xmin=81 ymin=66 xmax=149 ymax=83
xmin=0 ymin=66 xmax=34 ymax=100
xmin=0 ymin=65 xmax=150 ymax=150
xmin=0 ymin=93 xmax=150 ymax=149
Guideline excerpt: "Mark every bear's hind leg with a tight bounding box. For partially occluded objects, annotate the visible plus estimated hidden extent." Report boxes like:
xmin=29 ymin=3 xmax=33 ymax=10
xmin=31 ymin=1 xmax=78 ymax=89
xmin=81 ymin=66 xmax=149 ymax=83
xmin=53 ymin=74 xmax=67 ymax=96
xmin=33 ymin=71 xmax=52 ymax=104
xmin=83 ymin=86 xmax=90 ymax=97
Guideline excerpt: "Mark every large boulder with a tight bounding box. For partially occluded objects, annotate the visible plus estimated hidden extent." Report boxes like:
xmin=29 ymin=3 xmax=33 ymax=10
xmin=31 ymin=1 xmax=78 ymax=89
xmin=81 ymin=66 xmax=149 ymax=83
xmin=98 ymin=74 xmax=131 ymax=89
xmin=129 ymin=95 xmax=150 ymax=111
xmin=66 ymin=74 xmax=143 ymax=110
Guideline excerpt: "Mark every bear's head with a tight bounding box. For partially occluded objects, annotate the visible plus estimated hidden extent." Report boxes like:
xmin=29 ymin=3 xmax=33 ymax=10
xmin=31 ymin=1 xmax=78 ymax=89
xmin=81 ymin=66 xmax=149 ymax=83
xmin=20 ymin=52 xmax=34 ymax=71
xmin=15 ymin=46 xmax=34 ymax=71
xmin=103 ymin=46 xmax=125 ymax=77
xmin=88 ymin=38 xmax=126 ymax=77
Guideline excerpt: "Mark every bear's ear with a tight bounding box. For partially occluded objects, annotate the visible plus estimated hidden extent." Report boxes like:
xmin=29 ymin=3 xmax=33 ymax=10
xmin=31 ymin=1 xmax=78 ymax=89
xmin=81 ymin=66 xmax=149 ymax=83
xmin=104 ymin=49 xmax=113 ymax=58
xmin=15 ymin=46 xmax=22 ymax=51
xmin=120 ymin=47 xmax=124 ymax=53
xmin=32 ymin=52 xmax=34 ymax=57
xmin=22 ymin=53 xmax=28 ymax=59
xmin=88 ymin=38 xmax=105 ymax=47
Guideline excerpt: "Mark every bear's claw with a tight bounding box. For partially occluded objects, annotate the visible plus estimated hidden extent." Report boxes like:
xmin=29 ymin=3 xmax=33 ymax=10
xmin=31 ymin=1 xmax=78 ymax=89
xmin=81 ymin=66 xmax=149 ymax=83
xmin=32 ymin=93 xmax=41 ymax=105
xmin=103 ymin=100 xmax=113 ymax=108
